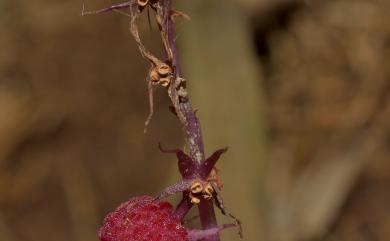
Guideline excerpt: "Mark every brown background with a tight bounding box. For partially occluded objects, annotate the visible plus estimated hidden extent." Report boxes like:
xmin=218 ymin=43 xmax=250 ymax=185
xmin=0 ymin=0 xmax=389 ymax=241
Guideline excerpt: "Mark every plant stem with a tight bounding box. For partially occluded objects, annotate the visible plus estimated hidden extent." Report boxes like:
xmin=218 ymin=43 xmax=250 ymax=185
xmin=164 ymin=1 xmax=220 ymax=240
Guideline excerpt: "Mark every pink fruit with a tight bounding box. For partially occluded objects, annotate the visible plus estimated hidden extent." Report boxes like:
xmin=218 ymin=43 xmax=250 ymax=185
xmin=99 ymin=196 xmax=188 ymax=241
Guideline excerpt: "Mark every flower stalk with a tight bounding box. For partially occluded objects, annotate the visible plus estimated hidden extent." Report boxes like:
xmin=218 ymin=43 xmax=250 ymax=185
xmin=83 ymin=1 xmax=242 ymax=240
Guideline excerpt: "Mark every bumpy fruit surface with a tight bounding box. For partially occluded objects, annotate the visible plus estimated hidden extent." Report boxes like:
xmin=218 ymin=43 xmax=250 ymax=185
xmin=99 ymin=196 xmax=188 ymax=241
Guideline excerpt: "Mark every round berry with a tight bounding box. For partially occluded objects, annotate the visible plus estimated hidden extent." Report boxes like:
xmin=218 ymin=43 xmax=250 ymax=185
xmin=99 ymin=196 xmax=188 ymax=241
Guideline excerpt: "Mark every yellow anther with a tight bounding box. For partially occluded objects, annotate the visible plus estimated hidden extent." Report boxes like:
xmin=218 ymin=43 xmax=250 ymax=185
xmin=190 ymin=182 xmax=203 ymax=194
xmin=159 ymin=77 xmax=171 ymax=87
xmin=137 ymin=0 xmax=148 ymax=8
xmin=157 ymin=63 xmax=172 ymax=76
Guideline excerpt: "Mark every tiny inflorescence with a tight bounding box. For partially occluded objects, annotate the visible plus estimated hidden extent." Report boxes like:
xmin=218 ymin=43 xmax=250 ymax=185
xmin=83 ymin=1 xmax=241 ymax=240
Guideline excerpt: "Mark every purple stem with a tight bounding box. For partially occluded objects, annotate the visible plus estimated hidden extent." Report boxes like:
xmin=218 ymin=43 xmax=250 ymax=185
xmin=164 ymin=1 xmax=220 ymax=240
xmin=175 ymin=195 xmax=193 ymax=220
xmin=188 ymin=224 xmax=236 ymax=241
xmin=164 ymin=0 xmax=205 ymax=164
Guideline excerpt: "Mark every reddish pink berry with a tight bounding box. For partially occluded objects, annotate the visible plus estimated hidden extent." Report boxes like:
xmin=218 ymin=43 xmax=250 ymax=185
xmin=99 ymin=196 xmax=188 ymax=241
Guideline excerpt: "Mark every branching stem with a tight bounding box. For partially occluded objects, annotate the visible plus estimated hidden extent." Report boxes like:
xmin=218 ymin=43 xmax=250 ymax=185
xmin=83 ymin=1 xmax=232 ymax=240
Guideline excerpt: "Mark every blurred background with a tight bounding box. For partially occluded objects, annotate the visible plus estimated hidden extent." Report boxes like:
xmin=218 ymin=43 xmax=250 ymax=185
xmin=0 ymin=0 xmax=389 ymax=241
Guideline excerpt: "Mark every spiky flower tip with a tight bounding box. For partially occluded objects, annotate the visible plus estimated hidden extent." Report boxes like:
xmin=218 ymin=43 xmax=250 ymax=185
xmin=99 ymin=196 xmax=188 ymax=241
